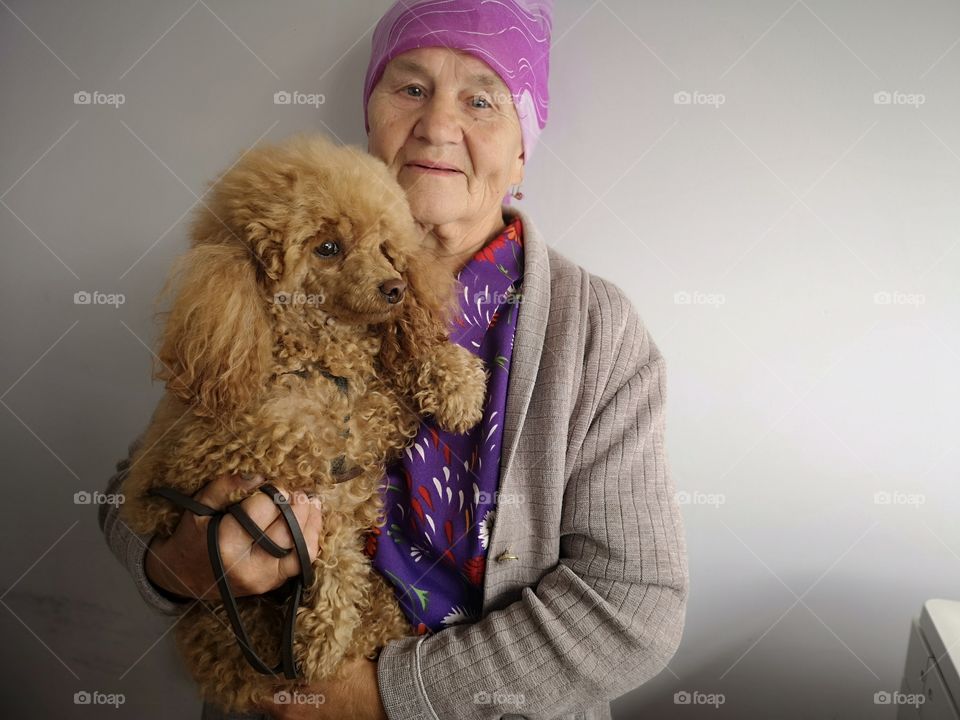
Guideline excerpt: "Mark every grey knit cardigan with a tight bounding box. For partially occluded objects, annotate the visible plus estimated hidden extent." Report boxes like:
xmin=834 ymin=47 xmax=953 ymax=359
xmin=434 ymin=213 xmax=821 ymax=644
xmin=99 ymin=203 xmax=689 ymax=720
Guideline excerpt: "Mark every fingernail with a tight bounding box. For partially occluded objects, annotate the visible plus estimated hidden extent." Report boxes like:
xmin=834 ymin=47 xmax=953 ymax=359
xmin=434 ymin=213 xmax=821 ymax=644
xmin=240 ymin=472 xmax=263 ymax=485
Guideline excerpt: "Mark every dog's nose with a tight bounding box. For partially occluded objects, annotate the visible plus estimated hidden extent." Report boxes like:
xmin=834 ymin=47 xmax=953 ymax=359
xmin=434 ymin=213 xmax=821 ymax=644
xmin=379 ymin=278 xmax=406 ymax=304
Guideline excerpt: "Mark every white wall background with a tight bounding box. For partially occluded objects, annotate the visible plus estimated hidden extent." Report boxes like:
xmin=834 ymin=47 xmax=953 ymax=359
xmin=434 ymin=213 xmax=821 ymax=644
xmin=1 ymin=1 xmax=959 ymax=718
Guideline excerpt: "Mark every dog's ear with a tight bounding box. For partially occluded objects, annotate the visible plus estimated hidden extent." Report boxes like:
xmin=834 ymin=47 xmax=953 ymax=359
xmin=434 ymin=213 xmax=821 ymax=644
xmin=154 ymin=242 xmax=272 ymax=417
xmin=244 ymin=221 xmax=286 ymax=285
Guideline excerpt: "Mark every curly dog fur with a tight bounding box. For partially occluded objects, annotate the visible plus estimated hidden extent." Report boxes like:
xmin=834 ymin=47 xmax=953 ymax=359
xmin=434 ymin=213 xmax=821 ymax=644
xmin=119 ymin=133 xmax=488 ymax=712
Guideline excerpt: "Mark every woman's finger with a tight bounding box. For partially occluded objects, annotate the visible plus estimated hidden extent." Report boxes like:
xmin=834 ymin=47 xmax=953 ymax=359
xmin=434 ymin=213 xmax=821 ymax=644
xmin=301 ymin=496 xmax=323 ymax=565
xmin=193 ymin=472 xmax=265 ymax=511
xmin=228 ymin=488 xmax=287 ymax=559
xmin=212 ymin=513 xmax=263 ymax=595
xmin=274 ymin=491 xmax=315 ymax=579
xmin=209 ymin=483 xmax=287 ymax=595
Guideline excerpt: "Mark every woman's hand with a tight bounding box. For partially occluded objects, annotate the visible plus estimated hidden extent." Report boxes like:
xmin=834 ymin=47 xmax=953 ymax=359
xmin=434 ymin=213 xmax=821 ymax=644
xmin=258 ymin=657 xmax=387 ymax=720
xmin=144 ymin=473 xmax=324 ymax=600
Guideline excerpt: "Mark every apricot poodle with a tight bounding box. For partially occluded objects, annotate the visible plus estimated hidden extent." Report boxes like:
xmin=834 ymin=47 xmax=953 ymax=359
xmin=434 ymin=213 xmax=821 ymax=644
xmin=119 ymin=132 xmax=488 ymax=713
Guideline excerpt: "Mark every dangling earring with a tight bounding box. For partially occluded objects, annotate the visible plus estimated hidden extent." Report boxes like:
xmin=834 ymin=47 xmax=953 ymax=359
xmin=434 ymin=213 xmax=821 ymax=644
xmin=510 ymin=183 xmax=524 ymax=200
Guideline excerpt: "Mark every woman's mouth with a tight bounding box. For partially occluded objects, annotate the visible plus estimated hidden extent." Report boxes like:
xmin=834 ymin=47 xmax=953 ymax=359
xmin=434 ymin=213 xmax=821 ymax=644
xmin=405 ymin=163 xmax=462 ymax=176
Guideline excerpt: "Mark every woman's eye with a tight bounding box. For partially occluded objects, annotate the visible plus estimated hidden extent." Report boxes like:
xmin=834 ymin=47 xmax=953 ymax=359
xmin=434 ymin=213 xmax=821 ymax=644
xmin=404 ymin=85 xmax=423 ymax=98
xmin=472 ymin=95 xmax=492 ymax=109
xmin=314 ymin=240 xmax=339 ymax=257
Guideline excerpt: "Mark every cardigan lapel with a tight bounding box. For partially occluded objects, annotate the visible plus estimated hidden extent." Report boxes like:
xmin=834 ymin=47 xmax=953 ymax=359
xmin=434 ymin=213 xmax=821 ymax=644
xmin=496 ymin=204 xmax=550 ymax=492
xmin=483 ymin=204 xmax=551 ymax=589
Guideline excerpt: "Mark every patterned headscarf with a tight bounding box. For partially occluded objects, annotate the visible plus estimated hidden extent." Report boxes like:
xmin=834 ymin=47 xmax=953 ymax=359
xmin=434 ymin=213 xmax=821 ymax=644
xmin=363 ymin=0 xmax=553 ymax=165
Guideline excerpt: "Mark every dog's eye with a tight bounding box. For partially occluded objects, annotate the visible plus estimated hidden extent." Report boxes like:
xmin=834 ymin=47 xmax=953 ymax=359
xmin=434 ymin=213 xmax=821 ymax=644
xmin=314 ymin=240 xmax=340 ymax=257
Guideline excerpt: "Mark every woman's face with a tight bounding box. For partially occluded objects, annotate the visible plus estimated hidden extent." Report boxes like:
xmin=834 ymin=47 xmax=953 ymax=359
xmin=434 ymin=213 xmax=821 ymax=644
xmin=366 ymin=47 xmax=524 ymax=231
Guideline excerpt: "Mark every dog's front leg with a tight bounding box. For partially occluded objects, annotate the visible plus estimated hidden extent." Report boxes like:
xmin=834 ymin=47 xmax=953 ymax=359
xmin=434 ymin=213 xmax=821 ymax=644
xmin=349 ymin=569 xmax=415 ymax=659
xmin=405 ymin=342 xmax=487 ymax=434
xmin=294 ymin=524 xmax=370 ymax=683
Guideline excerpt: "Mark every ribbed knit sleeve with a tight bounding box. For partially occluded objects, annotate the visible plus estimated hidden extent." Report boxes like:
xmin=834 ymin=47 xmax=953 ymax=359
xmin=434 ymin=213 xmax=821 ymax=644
xmin=377 ymin=278 xmax=689 ymax=720
xmin=98 ymin=432 xmax=191 ymax=617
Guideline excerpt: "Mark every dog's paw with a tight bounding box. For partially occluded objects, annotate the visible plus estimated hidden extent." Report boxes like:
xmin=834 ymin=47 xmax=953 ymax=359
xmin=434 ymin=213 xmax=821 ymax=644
xmin=416 ymin=344 xmax=487 ymax=434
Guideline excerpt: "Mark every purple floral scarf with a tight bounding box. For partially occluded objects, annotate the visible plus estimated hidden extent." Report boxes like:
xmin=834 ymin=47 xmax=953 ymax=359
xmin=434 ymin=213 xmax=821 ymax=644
xmin=366 ymin=217 xmax=524 ymax=635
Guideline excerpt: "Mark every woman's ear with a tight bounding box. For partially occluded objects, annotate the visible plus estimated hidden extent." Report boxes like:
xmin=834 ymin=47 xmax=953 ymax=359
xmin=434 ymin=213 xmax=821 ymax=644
xmin=153 ymin=242 xmax=272 ymax=417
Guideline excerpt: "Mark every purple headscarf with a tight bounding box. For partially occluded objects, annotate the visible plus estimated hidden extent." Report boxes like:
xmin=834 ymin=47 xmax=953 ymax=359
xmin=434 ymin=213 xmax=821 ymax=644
xmin=363 ymin=0 xmax=553 ymax=166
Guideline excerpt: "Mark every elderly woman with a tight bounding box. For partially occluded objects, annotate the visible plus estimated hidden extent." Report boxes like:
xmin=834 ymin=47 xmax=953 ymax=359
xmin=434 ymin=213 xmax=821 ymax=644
xmin=99 ymin=2 xmax=688 ymax=719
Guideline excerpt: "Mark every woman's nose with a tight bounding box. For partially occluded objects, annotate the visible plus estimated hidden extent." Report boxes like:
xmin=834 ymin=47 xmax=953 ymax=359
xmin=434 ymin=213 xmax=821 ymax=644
xmin=414 ymin=96 xmax=463 ymax=146
xmin=379 ymin=278 xmax=406 ymax=304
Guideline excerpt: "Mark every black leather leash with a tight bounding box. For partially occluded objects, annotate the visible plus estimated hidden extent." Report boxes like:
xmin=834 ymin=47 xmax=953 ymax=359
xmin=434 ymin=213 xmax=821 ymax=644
xmin=148 ymin=484 xmax=315 ymax=680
